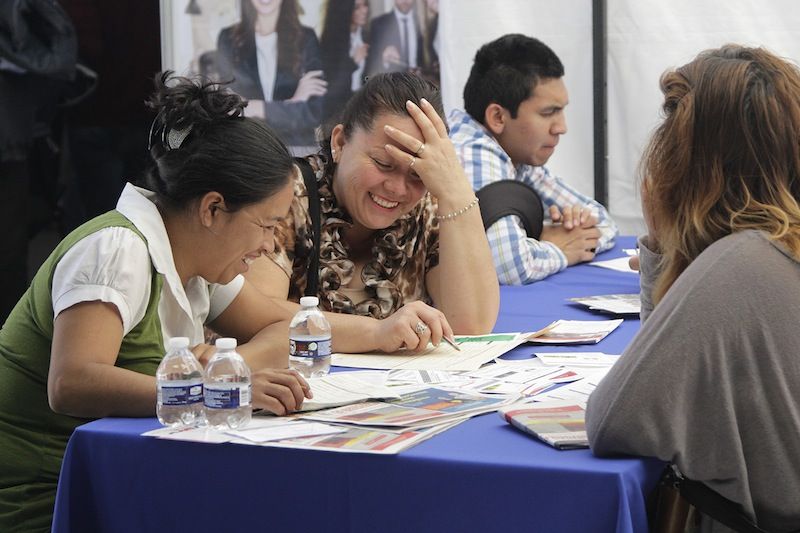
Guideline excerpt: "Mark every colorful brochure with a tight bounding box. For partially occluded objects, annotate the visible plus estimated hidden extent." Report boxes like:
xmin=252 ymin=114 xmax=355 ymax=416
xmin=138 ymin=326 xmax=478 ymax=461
xmin=499 ymin=401 xmax=589 ymax=450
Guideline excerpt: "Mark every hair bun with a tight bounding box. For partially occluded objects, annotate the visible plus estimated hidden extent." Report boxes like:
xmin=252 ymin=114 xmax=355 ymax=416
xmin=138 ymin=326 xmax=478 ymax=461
xmin=146 ymin=71 xmax=247 ymax=153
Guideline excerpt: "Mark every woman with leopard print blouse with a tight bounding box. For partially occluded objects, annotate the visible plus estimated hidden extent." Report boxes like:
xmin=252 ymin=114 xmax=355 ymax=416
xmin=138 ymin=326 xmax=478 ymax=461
xmin=247 ymin=72 xmax=499 ymax=353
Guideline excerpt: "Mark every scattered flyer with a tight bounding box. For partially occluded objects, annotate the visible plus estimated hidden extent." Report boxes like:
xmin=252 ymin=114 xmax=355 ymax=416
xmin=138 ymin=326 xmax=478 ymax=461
xmin=226 ymin=420 xmax=346 ymax=443
xmin=301 ymin=387 xmax=511 ymax=428
xmin=534 ymin=352 xmax=620 ymax=367
xmin=588 ymin=256 xmax=638 ymax=273
xmin=569 ymin=293 xmax=641 ymax=316
xmin=386 ymin=369 xmax=467 ymax=385
xmin=527 ymin=319 xmax=623 ymax=345
xmin=532 ymin=367 xmax=612 ymax=403
xmin=332 ymin=333 xmax=531 ymax=372
xmin=261 ymin=422 xmax=458 ymax=455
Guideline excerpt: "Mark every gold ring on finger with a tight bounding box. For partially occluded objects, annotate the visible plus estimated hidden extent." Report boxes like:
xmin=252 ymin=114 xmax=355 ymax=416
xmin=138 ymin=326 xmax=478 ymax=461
xmin=416 ymin=142 xmax=426 ymax=156
xmin=409 ymin=156 xmax=416 ymax=169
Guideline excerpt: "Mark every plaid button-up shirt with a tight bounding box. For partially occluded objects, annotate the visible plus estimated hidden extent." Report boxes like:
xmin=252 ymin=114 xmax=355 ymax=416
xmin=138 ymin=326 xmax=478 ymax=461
xmin=449 ymin=109 xmax=618 ymax=284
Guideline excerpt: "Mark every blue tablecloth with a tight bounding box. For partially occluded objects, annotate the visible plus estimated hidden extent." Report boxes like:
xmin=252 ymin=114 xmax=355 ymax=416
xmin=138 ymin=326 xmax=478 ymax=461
xmin=52 ymin=237 xmax=664 ymax=533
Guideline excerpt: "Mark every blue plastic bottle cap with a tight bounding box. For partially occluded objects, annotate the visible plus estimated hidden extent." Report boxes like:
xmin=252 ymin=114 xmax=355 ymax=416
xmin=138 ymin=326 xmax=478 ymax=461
xmin=168 ymin=337 xmax=190 ymax=350
xmin=215 ymin=337 xmax=237 ymax=350
xmin=300 ymin=296 xmax=319 ymax=307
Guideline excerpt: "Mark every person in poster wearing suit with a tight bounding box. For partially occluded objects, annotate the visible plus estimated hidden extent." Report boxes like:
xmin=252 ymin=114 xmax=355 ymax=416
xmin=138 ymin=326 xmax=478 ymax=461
xmin=364 ymin=0 xmax=422 ymax=78
xmin=216 ymin=0 xmax=327 ymax=150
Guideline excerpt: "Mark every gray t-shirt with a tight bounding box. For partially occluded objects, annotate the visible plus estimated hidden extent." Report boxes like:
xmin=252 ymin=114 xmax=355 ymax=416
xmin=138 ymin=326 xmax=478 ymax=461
xmin=586 ymin=230 xmax=800 ymax=532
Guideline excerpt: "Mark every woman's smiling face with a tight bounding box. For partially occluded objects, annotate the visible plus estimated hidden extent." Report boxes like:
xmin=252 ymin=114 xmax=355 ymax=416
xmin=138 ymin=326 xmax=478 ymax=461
xmin=331 ymin=113 xmax=427 ymax=232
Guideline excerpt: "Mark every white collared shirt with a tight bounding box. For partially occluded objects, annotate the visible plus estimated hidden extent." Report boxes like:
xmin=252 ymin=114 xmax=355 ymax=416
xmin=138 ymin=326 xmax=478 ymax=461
xmin=51 ymin=183 xmax=243 ymax=349
xmin=254 ymin=32 xmax=279 ymax=101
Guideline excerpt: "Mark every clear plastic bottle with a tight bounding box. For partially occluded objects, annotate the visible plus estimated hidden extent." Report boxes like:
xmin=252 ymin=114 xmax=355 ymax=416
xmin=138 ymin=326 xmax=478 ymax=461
xmin=156 ymin=337 xmax=205 ymax=427
xmin=203 ymin=337 xmax=252 ymax=430
xmin=289 ymin=296 xmax=332 ymax=378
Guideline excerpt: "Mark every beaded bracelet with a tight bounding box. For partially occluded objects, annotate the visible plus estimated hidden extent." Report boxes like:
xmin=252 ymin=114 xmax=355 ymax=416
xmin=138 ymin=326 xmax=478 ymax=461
xmin=435 ymin=197 xmax=480 ymax=221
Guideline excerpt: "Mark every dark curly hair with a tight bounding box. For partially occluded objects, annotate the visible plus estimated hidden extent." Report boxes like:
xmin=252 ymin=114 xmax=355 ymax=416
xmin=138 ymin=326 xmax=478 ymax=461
xmin=144 ymin=71 xmax=294 ymax=213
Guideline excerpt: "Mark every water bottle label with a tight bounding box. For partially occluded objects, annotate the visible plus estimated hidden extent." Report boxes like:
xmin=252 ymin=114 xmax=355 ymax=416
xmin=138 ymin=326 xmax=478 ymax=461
xmin=204 ymin=383 xmax=251 ymax=409
xmin=289 ymin=338 xmax=332 ymax=359
xmin=157 ymin=380 xmax=204 ymax=406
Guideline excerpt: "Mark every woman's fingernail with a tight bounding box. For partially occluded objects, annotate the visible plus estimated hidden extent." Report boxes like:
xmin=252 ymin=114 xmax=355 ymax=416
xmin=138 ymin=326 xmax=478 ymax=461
xmin=384 ymin=124 xmax=395 ymax=132
xmin=421 ymin=98 xmax=429 ymax=106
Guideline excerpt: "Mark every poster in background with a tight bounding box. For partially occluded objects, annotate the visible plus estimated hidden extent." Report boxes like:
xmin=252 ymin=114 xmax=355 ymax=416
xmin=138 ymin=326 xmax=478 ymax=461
xmin=161 ymin=0 xmax=440 ymax=155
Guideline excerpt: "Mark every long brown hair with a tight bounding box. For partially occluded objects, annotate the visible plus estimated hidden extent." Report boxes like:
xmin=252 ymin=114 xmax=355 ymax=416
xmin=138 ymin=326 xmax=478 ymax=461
xmin=642 ymin=45 xmax=800 ymax=303
xmin=232 ymin=0 xmax=303 ymax=77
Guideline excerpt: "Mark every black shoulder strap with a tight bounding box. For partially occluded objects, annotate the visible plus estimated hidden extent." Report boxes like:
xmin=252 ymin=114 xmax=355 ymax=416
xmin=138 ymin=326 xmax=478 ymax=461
xmin=664 ymin=466 xmax=792 ymax=533
xmin=475 ymin=180 xmax=544 ymax=239
xmin=294 ymin=157 xmax=320 ymax=297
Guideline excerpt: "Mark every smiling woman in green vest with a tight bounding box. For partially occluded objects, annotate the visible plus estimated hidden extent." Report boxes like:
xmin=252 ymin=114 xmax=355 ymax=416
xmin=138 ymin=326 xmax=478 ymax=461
xmin=0 ymin=72 xmax=319 ymax=532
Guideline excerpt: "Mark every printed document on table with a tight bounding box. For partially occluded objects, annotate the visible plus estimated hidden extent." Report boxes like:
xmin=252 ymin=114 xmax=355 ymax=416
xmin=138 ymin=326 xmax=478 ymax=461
xmin=569 ymin=294 xmax=641 ymax=315
xmin=226 ymin=420 xmax=346 ymax=443
xmin=528 ymin=319 xmax=623 ymax=345
xmin=387 ymin=369 xmax=467 ymax=385
xmin=534 ymin=352 xmax=620 ymax=367
xmin=298 ymin=371 xmax=400 ymax=412
xmin=332 ymin=333 xmax=531 ymax=371
xmin=588 ymin=256 xmax=638 ymax=273
xmin=531 ymin=367 xmax=612 ymax=403
xmin=302 ymin=387 xmax=512 ymax=428
xmin=261 ymin=421 xmax=459 ymax=454
xmin=143 ymin=417 xmax=345 ymax=444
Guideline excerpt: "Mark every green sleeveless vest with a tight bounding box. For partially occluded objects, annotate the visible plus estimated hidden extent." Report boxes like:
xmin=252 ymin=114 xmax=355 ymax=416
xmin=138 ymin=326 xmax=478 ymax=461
xmin=0 ymin=211 xmax=165 ymax=531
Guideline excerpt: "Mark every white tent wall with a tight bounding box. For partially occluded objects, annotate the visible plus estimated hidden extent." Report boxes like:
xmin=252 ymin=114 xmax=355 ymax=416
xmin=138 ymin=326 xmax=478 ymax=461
xmin=607 ymin=0 xmax=800 ymax=234
xmin=441 ymin=0 xmax=800 ymax=235
xmin=439 ymin=0 xmax=595 ymax=205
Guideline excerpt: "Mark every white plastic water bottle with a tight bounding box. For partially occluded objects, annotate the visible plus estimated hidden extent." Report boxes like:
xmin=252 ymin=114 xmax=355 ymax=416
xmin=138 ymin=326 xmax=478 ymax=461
xmin=203 ymin=337 xmax=252 ymax=430
xmin=156 ymin=337 xmax=205 ymax=427
xmin=289 ymin=296 xmax=332 ymax=378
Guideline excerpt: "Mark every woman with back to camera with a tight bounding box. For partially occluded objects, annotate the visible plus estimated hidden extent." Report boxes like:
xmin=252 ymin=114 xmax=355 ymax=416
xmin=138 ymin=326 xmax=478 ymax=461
xmin=586 ymin=45 xmax=800 ymax=531
xmin=216 ymin=0 xmax=326 ymax=149
xmin=246 ymin=71 xmax=500 ymax=348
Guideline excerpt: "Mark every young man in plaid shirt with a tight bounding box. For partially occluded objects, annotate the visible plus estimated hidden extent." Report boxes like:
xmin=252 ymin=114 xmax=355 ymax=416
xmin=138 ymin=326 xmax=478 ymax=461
xmin=449 ymin=34 xmax=617 ymax=284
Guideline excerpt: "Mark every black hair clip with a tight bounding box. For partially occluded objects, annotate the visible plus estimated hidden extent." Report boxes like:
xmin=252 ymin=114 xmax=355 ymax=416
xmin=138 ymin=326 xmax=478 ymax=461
xmin=147 ymin=111 xmax=193 ymax=151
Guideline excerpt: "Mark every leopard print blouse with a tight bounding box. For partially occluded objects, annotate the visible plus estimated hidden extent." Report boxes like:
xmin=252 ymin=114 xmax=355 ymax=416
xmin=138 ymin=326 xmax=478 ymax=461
xmin=268 ymin=154 xmax=440 ymax=319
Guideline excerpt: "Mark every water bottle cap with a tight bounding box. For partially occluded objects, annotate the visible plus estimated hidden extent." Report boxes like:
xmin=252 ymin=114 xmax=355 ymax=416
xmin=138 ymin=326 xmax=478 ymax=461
xmin=215 ymin=337 xmax=238 ymax=350
xmin=167 ymin=337 xmax=190 ymax=350
xmin=299 ymin=296 xmax=319 ymax=307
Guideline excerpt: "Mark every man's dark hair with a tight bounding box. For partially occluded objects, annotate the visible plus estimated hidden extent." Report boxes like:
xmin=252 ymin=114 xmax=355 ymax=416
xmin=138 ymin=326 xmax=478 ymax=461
xmin=463 ymin=34 xmax=564 ymax=125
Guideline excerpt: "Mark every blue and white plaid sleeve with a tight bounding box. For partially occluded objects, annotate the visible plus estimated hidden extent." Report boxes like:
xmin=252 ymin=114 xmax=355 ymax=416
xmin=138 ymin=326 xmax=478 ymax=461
xmin=449 ymin=109 xmax=570 ymax=283
xmin=486 ymin=215 xmax=568 ymax=284
xmin=527 ymin=166 xmax=618 ymax=253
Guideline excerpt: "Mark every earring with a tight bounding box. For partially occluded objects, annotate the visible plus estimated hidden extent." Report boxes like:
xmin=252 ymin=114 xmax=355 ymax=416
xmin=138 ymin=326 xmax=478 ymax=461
xmin=331 ymin=148 xmax=337 ymax=162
